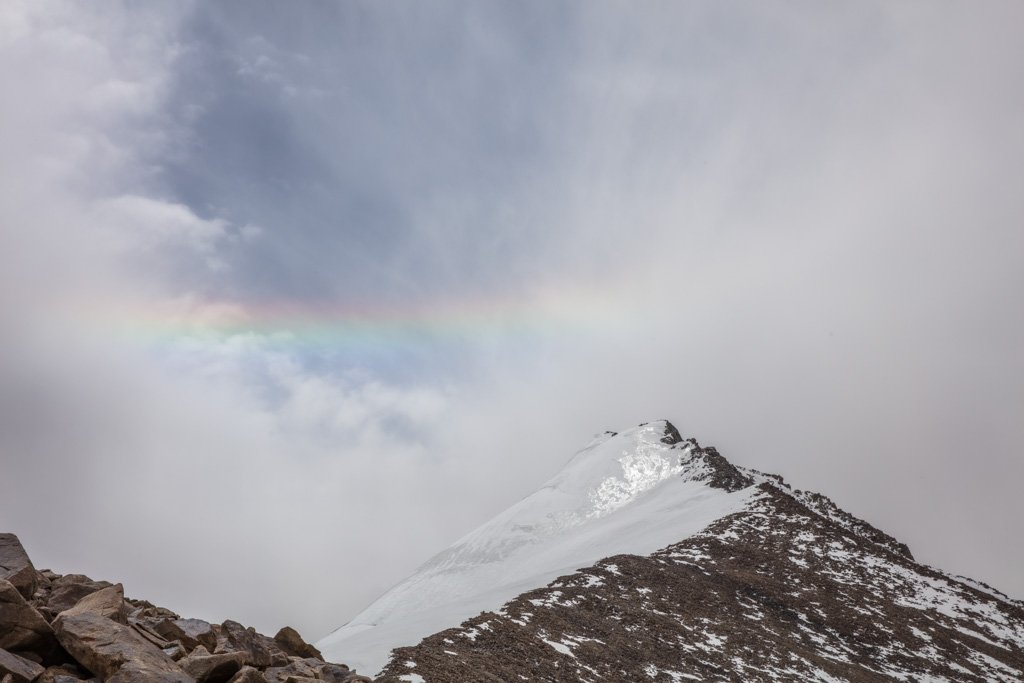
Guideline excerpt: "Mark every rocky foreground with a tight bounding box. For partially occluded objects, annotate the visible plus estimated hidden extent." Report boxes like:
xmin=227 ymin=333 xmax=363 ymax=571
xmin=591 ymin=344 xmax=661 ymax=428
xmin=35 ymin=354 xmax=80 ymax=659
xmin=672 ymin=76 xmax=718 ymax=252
xmin=0 ymin=533 xmax=369 ymax=683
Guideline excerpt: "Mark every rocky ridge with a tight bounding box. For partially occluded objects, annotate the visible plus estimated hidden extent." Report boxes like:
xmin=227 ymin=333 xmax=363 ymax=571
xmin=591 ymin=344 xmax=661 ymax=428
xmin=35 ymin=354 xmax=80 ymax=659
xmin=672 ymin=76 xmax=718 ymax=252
xmin=0 ymin=533 xmax=370 ymax=683
xmin=373 ymin=422 xmax=1024 ymax=682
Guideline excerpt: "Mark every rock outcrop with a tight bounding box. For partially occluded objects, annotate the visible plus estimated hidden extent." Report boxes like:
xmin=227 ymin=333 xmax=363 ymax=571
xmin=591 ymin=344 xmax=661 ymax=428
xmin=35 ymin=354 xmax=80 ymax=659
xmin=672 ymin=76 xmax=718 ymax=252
xmin=0 ymin=535 xmax=37 ymax=601
xmin=272 ymin=627 xmax=323 ymax=661
xmin=53 ymin=611 xmax=191 ymax=682
xmin=0 ymin=534 xmax=370 ymax=683
xmin=0 ymin=579 xmax=60 ymax=657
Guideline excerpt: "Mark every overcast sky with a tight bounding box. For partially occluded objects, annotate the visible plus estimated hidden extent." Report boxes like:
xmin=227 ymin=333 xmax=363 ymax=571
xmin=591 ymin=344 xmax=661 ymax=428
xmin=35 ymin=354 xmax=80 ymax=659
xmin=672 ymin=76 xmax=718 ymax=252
xmin=1 ymin=1 xmax=1022 ymax=642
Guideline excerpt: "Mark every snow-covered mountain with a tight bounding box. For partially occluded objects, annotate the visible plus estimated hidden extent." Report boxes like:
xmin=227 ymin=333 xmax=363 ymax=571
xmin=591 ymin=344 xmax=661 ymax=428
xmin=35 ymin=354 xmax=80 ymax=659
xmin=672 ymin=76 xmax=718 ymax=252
xmin=319 ymin=421 xmax=1024 ymax=681
xmin=318 ymin=422 xmax=753 ymax=674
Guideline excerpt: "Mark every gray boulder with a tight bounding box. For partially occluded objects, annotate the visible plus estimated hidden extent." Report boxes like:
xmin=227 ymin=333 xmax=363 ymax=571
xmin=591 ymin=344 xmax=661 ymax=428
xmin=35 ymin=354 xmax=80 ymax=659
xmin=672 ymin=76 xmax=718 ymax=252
xmin=218 ymin=622 xmax=287 ymax=668
xmin=162 ymin=642 xmax=189 ymax=662
xmin=58 ymin=584 xmax=127 ymax=624
xmin=320 ymin=664 xmax=370 ymax=683
xmin=261 ymin=658 xmax=319 ymax=683
xmin=0 ymin=579 xmax=59 ymax=657
xmin=0 ymin=536 xmax=37 ymax=601
xmin=0 ymin=648 xmax=44 ymax=683
xmin=179 ymin=651 xmax=244 ymax=683
xmin=36 ymin=664 xmax=92 ymax=683
xmin=43 ymin=574 xmax=114 ymax=618
xmin=127 ymin=620 xmax=171 ymax=650
xmin=154 ymin=619 xmax=217 ymax=653
xmin=271 ymin=628 xmax=321 ymax=662
xmin=52 ymin=611 xmax=193 ymax=682
xmin=225 ymin=667 xmax=265 ymax=683
xmin=316 ymin=664 xmax=352 ymax=683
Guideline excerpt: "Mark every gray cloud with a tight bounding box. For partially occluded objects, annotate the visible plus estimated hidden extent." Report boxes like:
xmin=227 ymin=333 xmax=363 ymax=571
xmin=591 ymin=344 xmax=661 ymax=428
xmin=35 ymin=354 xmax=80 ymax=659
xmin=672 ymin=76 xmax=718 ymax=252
xmin=1 ymin=0 xmax=1022 ymax=643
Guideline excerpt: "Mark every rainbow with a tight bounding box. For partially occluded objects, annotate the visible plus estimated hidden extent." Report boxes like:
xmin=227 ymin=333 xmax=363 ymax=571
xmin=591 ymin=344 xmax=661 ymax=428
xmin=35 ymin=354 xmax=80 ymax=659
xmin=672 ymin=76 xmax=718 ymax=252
xmin=88 ymin=282 xmax=629 ymax=353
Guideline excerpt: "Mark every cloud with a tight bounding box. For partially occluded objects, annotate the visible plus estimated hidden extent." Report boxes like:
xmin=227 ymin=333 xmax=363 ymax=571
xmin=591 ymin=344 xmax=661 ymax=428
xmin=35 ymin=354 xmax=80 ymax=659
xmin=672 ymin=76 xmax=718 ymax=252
xmin=1 ymin=0 xmax=1023 ymax=647
xmin=94 ymin=195 xmax=228 ymax=251
xmin=0 ymin=1 xmax=466 ymax=635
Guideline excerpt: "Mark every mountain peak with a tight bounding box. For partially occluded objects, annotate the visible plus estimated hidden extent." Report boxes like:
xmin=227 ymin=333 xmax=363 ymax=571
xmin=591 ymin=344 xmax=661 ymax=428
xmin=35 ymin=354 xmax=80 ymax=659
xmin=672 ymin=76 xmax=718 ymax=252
xmin=637 ymin=419 xmax=753 ymax=493
xmin=654 ymin=419 xmax=683 ymax=445
xmin=319 ymin=420 xmax=1021 ymax=680
xmin=319 ymin=421 xmax=759 ymax=673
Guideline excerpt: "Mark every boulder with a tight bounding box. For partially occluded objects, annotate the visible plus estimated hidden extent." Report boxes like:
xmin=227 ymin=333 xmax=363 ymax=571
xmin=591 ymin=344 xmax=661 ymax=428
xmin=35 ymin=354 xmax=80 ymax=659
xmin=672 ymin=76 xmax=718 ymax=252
xmin=0 ymin=536 xmax=37 ymax=601
xmin=270 ymin=629 xmax=321 ymax=661
xmin=32 ymin=573 xmax=52 ymax=596
xmin=316 ymin=664 xmax=351 ymax=683
xmin=106 ymin=665 xmax=191 ymax=683
xmin=226 ymin=667 xmax=265 ymax=683
xmin=51 ymin=576 xmax=90 ymax=585
xmin=58 ymin=584 xmax=127 ymax=624
xmin=263 ymin=659 xmax=370 ymax=683
xmin=154 ymin=619 xmax=217 ymax=653
xmin=37 ymin=664 xmax=91 ymax=683
xmin=52 ymin=611 xmax=193 ymax=682
xmin=261 ymin=658 xmax=319 ymax=683
xmin=125 ymin=599 xmax=178 ymax=621
xmin=162 ymin=642 xmax=189 ymax=662
xmin=0 ymin=648 xmax=44 ymax=683
xmin=320 ymin=664 xmax=370 ymax=683
xmin=0 ymin=579 xmax=59 ymax=657
xmin=43 ymin=580 xmax=111 ymax=618
xmin=218 ymin=622 xmax=287 ymax=668
xmin=179 ymin=652 xmax=244 ymax=683
xmin=128 ymin=620 xmax=171 ymax=649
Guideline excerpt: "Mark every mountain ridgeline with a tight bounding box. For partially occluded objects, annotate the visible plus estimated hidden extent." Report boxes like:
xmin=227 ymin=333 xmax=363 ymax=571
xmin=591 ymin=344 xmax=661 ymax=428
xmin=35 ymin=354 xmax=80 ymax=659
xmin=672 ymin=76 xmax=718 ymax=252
xmin=320 ymin=420 xmax=1024 ymax=682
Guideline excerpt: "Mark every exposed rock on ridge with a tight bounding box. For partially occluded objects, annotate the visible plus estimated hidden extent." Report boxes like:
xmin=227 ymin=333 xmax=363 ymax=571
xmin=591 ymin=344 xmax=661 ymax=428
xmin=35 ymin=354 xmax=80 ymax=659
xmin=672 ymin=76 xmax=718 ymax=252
xmin=677 ymin=438 xmax=754 ymax=493
xmin=652 ymin=420 xmax=754 ymax=492
xmin=745 ymin=468 xmax=914 ymax=560
xmin=664 ymin=420 xmax=909 ymax=559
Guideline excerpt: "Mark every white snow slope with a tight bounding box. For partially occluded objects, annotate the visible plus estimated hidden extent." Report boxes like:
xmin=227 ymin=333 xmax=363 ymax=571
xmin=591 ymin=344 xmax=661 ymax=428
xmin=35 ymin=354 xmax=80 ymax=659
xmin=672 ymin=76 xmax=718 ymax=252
xmin=317 ymin=421 xmax=757 ymax=676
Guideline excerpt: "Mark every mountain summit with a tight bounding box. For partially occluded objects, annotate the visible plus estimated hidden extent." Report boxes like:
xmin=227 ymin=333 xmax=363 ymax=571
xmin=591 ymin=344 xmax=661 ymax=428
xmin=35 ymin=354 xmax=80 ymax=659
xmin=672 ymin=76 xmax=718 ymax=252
xmin=319 ymin=421 xmax=1024 ymax=681
xmin=318 ymin=421 xmax=755 ymax=673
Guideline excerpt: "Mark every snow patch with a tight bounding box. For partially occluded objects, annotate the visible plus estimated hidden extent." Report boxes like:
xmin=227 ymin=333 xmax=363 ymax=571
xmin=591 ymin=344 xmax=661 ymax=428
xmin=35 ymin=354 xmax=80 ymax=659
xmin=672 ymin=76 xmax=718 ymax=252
xmin=541 ymin=638 xmax=576 ymax=658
